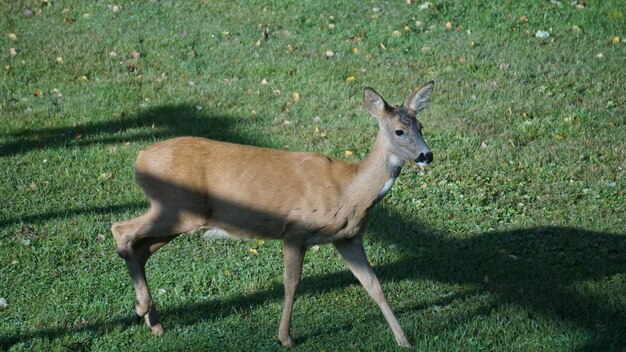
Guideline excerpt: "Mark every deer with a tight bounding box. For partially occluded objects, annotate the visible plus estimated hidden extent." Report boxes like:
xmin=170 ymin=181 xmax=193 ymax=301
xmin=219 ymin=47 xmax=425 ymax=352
xmin=111 ymin=81 xmax=434 ymax=348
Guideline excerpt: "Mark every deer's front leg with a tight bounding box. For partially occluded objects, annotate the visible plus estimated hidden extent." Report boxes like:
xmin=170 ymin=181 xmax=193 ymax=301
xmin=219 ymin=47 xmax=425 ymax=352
xmin=334 ymin=238 xmax=411 ymax=348
xmin=278 ymin=240 xmax=306 ymax=347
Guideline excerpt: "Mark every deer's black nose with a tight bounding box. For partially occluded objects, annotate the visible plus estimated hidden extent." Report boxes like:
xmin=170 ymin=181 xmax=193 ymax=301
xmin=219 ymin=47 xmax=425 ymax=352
xmin=415 ymin=151 xmax=433 ymax=164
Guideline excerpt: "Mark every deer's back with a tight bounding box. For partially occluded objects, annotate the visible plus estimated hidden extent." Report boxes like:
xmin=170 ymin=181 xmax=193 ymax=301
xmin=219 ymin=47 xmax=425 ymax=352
xmin=135 ymin=137 xmax=360 ymax=240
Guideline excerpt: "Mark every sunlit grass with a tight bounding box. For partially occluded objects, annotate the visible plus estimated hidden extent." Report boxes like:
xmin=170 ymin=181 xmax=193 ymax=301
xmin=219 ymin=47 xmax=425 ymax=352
xmin=1 ymin=0 xmax=624 ymax=351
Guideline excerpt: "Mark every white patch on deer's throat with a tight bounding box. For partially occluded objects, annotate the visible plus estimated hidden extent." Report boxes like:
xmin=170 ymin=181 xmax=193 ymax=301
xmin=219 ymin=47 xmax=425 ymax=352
xmin=202 ymin=227 xmax=232 ymax=240
xmin=388 ymin=154 xmax=404 ymax=169
xmin=378 ymin=177 xmax=397 ymax=199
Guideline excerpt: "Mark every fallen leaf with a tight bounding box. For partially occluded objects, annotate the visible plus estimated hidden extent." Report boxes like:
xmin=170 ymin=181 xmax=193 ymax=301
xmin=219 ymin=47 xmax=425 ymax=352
xmin=325 ymin=50 xmax=334 ymax=58
xmin=612 ymin=36 xmax=620 ymax=44
xmin=519 ymin=15 xmax=528 ymax=23
xmin=9 ymin=48 xmax=17 ymax=56
xmin=64 ymin=17 xmax=76 ymax=24
xmin=131 ymin=50 xmax=140 ymax=59
xmin=99 ymin=172 xmax=113 ymax=181
xmin=29 ymin=182 xmax=37 ymax=191
xmin=392 ymin=30 xmax=402 ymax=38
xmin=344 ymin=150 xmax=353 ymax=157
xmin=535 ymin=30 xmax=550 ymax=39
xmin=34 ymin=89 xmax=43 ymax=97
xmin=418 ymin=1 xmax=431 ymax=10
xmin=261 ymin=78 xmax=269 ymax=85
xmin=291 ymin=92 xmax=300 ymax=101
xmin=445 ymin=21 xmax=453 ymax=29
xmin=8 ymin=33 xmax=17 ymax=41
xmin=345 ymin=75 xmax=355 ymax=82
xmin=249 ymin=248 xmax=259 ymax=255
xmin=352 ymin=47 xmax=359 ymax=54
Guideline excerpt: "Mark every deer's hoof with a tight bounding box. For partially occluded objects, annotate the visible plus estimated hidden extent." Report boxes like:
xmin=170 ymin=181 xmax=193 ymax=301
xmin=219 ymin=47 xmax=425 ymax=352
xmin=150 ymin=324 xmax=164 ymax=336
xmin=397 ymin=338 xmax=412 ymax=348
xmin=278 ymin=334 xmax=294 ymax=348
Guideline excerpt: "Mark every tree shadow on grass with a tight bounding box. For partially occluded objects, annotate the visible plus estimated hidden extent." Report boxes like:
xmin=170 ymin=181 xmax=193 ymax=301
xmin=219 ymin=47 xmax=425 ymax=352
xmin=0 ymin=104 xmax=265 ymax=158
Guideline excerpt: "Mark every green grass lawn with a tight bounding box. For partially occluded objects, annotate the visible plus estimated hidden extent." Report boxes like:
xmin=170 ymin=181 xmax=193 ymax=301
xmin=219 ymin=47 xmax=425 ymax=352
xmin=1 ymin=0 xmax=624 ymax=351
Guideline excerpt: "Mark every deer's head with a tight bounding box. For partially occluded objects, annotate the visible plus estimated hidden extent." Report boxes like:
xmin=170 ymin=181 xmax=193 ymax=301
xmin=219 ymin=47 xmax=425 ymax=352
xmin=364 ymin=81 xmax=434 ymax=167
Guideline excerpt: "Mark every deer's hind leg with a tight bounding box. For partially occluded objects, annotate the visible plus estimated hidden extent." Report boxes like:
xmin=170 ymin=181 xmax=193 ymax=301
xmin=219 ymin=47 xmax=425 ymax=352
xmin=112 ymin=207 xmax=201 ymax=334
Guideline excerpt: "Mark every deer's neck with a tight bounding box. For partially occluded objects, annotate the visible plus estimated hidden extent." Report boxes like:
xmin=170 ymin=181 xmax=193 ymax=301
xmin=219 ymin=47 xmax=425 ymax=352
xmin=347 ymin=132 xmax=404 ymax=208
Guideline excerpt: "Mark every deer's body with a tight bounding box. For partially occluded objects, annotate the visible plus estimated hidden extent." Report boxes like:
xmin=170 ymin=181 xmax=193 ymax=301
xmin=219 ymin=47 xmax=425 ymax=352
xmin=112 ymin=82 xmax=435 ymax=348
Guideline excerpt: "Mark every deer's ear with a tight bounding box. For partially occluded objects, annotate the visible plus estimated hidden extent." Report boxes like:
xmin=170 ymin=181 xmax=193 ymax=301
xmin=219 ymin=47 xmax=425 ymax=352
xmin=404 ymin=81 xmax=434 ymax=113
xmin=364 ymin=87 xmax=389 ymax=119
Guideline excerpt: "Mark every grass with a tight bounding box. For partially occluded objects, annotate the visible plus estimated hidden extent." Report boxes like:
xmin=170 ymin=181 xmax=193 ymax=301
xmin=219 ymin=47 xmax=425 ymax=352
xmin=1 ymin=0 xmax=624 ymax=351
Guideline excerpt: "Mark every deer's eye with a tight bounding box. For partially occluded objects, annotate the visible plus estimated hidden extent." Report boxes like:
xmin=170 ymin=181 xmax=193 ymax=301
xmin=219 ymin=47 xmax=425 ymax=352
xmin=394 ymin=129 xmax=405 ymax=136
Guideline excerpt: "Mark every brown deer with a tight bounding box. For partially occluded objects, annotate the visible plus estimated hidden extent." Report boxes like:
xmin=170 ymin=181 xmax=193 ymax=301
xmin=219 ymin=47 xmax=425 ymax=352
xmin=112 ymin=81 xmax=435 ymax=348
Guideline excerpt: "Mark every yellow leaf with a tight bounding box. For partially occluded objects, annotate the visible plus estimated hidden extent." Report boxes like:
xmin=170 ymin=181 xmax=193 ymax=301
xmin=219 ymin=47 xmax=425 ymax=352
xmin=256 ymin=239 xmax=265 ymax=246
xmin=392 ymin=30 xmax=402 ymax=38
xmin=352 ymin=47 xmax=359 ymax=54
xmin=346 ymin=76 xmax=355 ymax=82
xmin=34 ymin=89 xmax=43 ymax=97
xmin=249 ymin=248 xmax=258 ymax=255
xmin=291 ymin=92 xmax=300 ymax=101
xmin=8 ymin=33 xmax=17 ymax=41
xmin=344 ymin=150 xmax=353 ymax=157
xmin=380 ymin=43 xmax=386 ymax=50
xmin=612 ymin=36 xmax=620 ymax=44
xmin=404 ymin=25 xmax=410 ymax=32
xmin=445 ymin=21 xmax=453 ymax=29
